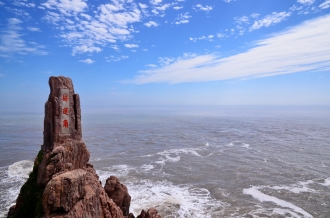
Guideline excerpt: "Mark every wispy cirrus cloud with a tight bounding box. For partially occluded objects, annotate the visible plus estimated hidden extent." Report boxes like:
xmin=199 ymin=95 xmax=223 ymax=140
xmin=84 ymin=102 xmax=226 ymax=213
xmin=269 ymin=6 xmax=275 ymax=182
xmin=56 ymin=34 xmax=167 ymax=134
xmin=105 ymin=55 xmax=129 ymax=62
xmin=250 ymin=11 xmax=291 ymax=31
xmin=319 ymin=0 xmax=330 ymax=9
xmin=193 ymin=4 xmax=213 ymax=12
xmin=128 ymin=15 xmax=330 ymax=84
xmin=0 ymin=18 xmax=47 ymax=58
xmin=189 ymin=34 xmax=224 ymax=42
xmin=12 ymin=0 xmax=36 ymax=8
xmin=5 ymin=7 xmax=31 ymax=18
xmin=297 ymin=0 xmax=315 ymax=4
xmin=175 ymin=12 xmax=191 ymax=24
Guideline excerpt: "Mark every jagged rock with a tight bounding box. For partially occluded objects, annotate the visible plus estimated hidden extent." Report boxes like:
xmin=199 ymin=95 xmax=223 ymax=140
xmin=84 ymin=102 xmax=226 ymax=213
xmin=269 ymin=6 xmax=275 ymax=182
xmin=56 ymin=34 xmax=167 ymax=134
xmin=42 ymin=167 xmax=124 ymax=218
xmin=37 ymin=76 xmax=88 ymax=187
xmin=136 ymin=208 xmax=161 ymax=218
xmin=104 ymin=176 xmax=131 ymax=216
xmin=7 ymin=76 xmax=161 ymax=218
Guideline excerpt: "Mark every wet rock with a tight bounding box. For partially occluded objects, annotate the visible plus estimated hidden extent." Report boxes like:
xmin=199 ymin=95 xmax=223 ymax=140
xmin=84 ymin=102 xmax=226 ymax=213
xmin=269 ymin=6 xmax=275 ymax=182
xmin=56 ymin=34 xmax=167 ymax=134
xmin=136 ymin=208 xmax=161 ymax=218
xmin=104 ymin=176 xmax=131 ymax=216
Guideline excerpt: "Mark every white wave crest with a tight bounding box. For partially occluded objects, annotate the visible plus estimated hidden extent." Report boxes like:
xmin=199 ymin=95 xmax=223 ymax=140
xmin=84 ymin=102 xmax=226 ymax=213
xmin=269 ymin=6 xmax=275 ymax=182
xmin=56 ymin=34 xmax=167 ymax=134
xmin=128 ymin=180 xmax=226 ymax=217
xmin=243 ymin=186 xmax=313 ymax=218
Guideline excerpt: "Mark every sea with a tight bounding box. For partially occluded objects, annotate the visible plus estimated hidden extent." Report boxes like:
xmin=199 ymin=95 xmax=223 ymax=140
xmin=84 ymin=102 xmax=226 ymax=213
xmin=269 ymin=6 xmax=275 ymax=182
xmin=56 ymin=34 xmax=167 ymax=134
xmin=0 ymin=106 xmax=329 ymax=218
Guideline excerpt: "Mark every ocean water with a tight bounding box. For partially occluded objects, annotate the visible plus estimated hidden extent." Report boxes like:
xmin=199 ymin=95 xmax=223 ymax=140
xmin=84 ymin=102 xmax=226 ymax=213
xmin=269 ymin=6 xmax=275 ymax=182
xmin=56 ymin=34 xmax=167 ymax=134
xmin=0 ymin=106 xmax=329 ymax=218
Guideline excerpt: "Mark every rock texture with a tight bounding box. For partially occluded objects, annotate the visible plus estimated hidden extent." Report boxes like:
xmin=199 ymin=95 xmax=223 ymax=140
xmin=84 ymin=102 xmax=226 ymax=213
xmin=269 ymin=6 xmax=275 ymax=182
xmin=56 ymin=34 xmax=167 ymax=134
xmin=136 ymin=208 xmax=161 ymax=218
xmin=8 ymin=76 xmax=160 ymax=218
xmin=104 ymin=176 xmax=131 ymax=216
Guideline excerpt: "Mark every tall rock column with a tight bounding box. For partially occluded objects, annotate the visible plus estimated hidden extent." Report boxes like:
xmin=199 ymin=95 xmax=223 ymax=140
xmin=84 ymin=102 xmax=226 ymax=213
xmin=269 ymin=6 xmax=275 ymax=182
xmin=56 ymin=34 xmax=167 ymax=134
xmin=37 ymin=76 xmax=89 ymax=187
xmin=8 ymin=76 xmax=161 ymax=218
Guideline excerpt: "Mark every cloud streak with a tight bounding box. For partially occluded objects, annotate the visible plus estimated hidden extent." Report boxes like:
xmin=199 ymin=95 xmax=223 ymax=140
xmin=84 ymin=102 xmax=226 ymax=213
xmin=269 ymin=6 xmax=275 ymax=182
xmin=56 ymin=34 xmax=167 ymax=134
xmin=0 ymin=18 xmax=48 ymax=57
xmin=128 ymin=15 xmax=330 ymax=84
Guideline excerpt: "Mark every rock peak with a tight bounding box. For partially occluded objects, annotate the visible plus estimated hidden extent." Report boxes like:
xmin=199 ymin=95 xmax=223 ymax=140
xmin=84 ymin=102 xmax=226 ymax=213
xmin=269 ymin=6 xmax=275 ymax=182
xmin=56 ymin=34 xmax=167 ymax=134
xmin=43 ymin=76 xmax=82 ymax=152
xmin=8 ymin=76 xmax=161 ymax=218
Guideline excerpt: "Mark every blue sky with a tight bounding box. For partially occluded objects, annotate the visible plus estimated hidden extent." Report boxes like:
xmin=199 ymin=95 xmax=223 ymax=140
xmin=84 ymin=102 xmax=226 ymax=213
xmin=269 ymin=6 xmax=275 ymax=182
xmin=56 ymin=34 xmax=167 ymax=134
xmin=0 ymin=0 xmax=330 ymax=112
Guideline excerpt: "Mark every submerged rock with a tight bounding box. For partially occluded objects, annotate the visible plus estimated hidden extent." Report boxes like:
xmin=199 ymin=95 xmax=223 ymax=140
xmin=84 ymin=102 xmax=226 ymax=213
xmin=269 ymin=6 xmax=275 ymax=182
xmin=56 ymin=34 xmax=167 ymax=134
xmin=8 ymin=76 xmax=160 ymax=218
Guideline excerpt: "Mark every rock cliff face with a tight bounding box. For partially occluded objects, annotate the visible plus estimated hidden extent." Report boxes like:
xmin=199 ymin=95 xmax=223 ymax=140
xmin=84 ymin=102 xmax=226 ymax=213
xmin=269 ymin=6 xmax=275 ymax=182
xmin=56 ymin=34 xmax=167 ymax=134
xmin=8 ymin=76 xmax=161 ymax=218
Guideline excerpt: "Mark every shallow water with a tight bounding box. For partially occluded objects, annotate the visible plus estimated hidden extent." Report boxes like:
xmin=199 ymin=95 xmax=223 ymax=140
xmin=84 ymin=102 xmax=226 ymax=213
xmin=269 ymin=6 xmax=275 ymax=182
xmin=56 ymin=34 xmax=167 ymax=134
xmin=0 ymin=106 xmax=329 ymax=217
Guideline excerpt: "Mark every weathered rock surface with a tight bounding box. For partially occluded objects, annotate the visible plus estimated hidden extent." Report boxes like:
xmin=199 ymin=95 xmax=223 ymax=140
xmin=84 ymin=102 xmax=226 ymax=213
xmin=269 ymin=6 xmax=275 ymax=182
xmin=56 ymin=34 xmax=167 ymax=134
xmin=104 ymin=176 xmax=131 ymax=216
xmin=136 ymin=208 xmax=161 ymax=218
xmin=7 ymin=76 xmax=161 ymax=218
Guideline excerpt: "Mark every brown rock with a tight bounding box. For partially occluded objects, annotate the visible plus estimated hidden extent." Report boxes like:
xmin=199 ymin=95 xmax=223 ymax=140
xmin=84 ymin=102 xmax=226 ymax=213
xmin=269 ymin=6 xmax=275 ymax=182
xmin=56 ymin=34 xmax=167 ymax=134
xmin=37 ymin=76 xmax=89 ymax=187
xmin=136 ymin=208 xmax=161 ymax=218
xmin=104 ymin=176 xmax=131 ymax=216
xmin=42 ymin=167 xmax=124 ymax=218
xmin=7 ymin=76 xmax=161 ymax=218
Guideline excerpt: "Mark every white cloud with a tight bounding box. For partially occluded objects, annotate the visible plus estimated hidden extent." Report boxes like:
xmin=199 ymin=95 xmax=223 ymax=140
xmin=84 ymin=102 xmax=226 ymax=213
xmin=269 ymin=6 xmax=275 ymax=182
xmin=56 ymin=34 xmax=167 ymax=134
xmin=319 ymin=0 xmax=330 ymax=9
xmin=72 ymin=45 xmax=101 ymax=55
xmin=124 ymin=44 xmax=138 ymax=48
xmin=190 ymin=35 xmax=215 ymax=42
xmin=145 ymin=21 xmax=158 ymax=27
xmin=5 ymin=7 xmax=31 ymax=18
xmin=111 ymin=45 xmax=120 ymax=50
xmin=146 ymin=64 xmax=157 ymax=68
xmin=173 ymin=6 xmax=182 ymax=10
xmin=175 ymin=12 xmax=191 ymax=24
xmin=42 ymin=0 xmax=87 ymax=15
xmin=297 ymin=0 xmax=315 ymax=4
xmin=0 ymin=74 xmax=5 ymax=77
xmin=106 ymin=55 xmax=128 ymax=62
xmin=250 ymin=13 xmax=260 ymax=19
xmin=0 ymin=18 xmax=48 ymax=57
xmin=150 ymin=0 xmax=162 ymax=5
xmin=194 ymin=4 xmax=213 ymax=12
xmin=234 ymin=15 xmax=249 ymax=24
xmin=0 ymin=1 xmax=4 ymax=6
xmin=79 ymin=58 xmax=94 ymax=64
xmin=42 ymin=0 xmax=142 ymax=55
xmin=150 ymin=3 xmax=173 ymax=17
xmin=12 ymin=0 xmax=36 ymax=7
xmin=27 ymin=27 xmax=41 ymax=32
xmin=223 ymin=0 xmax=236 ymax=2
xmin=250 ymin=11 xmax=291 ymax=31
xmin=128 ymin=15 xmax=330 ymax=84
xmin=139 ymin=3 xmax=148 ymax=9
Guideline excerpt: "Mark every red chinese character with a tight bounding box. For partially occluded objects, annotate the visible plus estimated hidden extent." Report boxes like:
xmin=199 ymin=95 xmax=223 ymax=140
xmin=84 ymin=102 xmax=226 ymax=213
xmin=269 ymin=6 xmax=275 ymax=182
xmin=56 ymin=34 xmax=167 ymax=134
xmin=63 ymin=107 xmax=69 ymax=115
xmin=62 ymin=94 xmax=69 ymax=102
xmin=63 ymin=119 xmax=69 ymax=128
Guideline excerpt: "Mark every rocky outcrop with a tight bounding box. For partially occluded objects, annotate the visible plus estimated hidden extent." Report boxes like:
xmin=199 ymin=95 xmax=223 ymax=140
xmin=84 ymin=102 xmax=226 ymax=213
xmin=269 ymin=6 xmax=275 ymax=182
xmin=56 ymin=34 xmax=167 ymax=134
xmin=8 ymin=76 xmax=160 ymax=218
xmin=136 ymin=208 xmax=161 ymax=218
xmin=104 ymin=176 xmax=131 ymax=216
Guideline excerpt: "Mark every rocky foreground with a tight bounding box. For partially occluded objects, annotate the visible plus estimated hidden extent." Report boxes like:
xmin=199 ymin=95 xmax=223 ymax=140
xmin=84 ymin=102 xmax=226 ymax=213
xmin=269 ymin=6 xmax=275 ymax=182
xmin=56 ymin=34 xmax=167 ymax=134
xmin=7 ymin=76 xmax=161 ymax=218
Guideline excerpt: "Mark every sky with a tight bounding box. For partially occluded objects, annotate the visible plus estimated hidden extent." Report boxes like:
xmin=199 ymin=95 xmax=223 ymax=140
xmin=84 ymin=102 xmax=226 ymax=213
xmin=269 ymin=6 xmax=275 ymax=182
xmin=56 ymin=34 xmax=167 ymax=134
xmin=0 ymin=0 xmax=330 ymax=112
